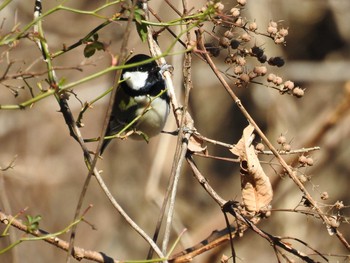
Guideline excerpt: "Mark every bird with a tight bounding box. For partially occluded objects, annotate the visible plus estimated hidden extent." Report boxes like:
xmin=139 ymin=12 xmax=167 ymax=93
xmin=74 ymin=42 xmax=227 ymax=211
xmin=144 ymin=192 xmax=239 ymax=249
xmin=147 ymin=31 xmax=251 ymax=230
xmin=100 ymin=54 xmax=170 ymax=154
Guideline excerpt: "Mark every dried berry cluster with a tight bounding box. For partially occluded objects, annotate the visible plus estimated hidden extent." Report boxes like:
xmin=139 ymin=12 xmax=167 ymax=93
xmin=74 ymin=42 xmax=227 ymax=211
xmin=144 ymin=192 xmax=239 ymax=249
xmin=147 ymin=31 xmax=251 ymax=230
xmin=202 ymin=0 xmax=304 ymax=98
xmin=298 ymin=155 xmax=314 ymax=167
xmin=277 ymin=135 xmax=292 ymax=152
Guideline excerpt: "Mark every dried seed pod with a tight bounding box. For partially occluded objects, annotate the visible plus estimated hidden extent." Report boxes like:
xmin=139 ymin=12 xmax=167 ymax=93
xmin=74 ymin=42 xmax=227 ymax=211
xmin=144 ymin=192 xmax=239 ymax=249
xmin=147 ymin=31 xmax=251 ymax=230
xmin=258 ymin=54 xmax=267 ymax=63
xmin=268 ymin=56 xmax=285 ymax=67
xmin=239 ymin=73 xmax=250 ymax=83
xmin=306 ymin=157 xmax=314 ymax=166
xmin=282 ymin=143 xmax=291 ymax=152
xmin=251 ymin=46 xmax=264 ymax=58
xmin=225 ymin=56 xmax=234 ymax=64
xmin=298 ymin=155 xmax=308 ymax=165
xmin=248 ymin=71 xmax=258 ymax=79
xmin=269 ymin=20 xmax=278 ymax=28
xmin=255 ymin=143 xmax=265 ymax=152
xmin=267 ymin=26 xmax=278 ymax=35
xmin=234 ymin=65 xmax=244 ymax=74
xmin=230 ymin=39 xmax=240 ymax=49
xmin=328 ymin=215 xmax=340 ymax=229
xmin=237 ymin=0 xmax=247 ymax=6
xmin=279 ymin=27 xmax=289 ymax=37
xmin=230 ymin=7 xmax=240 ymax=17
xmin=267 ymin=73 xmax=276 ymax=82
xmin=274 ymin=36 xmax=285 ymax=44
xmin=219 ymin=37 xmax=231 ymax=48
xmin=249 ymin=21 xmax=258 ymax=32
xmin=253 ymin=65 xmax=267 ymax=76
xmin=241 ymin=32 xmax=251 ymax=42
xmin=293 ymin=87 xmax=304 ymax=98
xmin=273 ymin=76 xmax=283 ymax=85
xmin=236 ymin=56 xmax=246 ymax=66
xmin=214 ymin=2 xmax=225 ymax=12
xmin=334 ymin=201 xmax=344 ymax=210
xmin=234 ymin=17 xmax=244 ymax=27
xmin=277 ymin=135 xmax=286 ymax=144
xmin=224 ymin=30 xmax=234 ymax=39
xmin=284 ymin=80 xmax=294 ymax=90
xmin=321 ymin=192 xmax=329 ymax=200
xmin=298 ymin=174 xmax=308 ymax=183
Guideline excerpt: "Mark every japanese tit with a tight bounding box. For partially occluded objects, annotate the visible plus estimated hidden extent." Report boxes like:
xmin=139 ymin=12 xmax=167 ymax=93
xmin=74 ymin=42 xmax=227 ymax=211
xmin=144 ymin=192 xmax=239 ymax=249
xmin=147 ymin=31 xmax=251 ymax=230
xmin=100 ymin=54 xmax=170 ymax=154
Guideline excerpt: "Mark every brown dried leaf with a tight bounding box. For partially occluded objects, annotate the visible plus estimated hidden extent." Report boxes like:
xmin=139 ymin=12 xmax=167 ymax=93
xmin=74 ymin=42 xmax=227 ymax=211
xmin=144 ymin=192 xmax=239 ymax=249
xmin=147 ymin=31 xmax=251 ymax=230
xmin=230 ymin=125 xmax=273 ymax=213
xmin=188 ymin=134 xmax=207 ymax=154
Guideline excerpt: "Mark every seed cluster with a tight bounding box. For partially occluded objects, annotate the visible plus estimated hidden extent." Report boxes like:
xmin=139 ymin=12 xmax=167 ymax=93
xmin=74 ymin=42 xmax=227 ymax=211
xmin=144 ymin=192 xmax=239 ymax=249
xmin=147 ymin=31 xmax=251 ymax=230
xmin=201 ymin=0 xmax=304 ymax=98
xmin=277 ymin=135 xmax=292 ymax=152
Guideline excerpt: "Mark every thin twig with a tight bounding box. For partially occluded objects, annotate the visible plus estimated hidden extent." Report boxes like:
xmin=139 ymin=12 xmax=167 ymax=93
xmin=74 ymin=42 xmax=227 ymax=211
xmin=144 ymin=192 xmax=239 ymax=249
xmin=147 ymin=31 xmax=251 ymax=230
xmin=0 ymin=211 xmax=125 ymax=263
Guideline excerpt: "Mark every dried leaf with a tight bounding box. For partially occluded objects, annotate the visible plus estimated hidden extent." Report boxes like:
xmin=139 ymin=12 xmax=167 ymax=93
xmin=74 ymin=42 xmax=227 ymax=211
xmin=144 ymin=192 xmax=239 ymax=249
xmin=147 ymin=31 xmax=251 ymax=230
xmin=188 ymin=134 xmax=207 ymax=154
xmin=230 ymin=125 xmax=273 ymax=213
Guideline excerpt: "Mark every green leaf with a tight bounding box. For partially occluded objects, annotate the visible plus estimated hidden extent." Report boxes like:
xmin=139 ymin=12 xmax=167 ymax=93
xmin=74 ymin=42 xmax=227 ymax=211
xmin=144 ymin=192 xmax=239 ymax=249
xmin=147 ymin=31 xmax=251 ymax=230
xmin=135 ymin=22 xmax=148 ymax=42
xmin=83 ymin=33 xmax=105 ymax=58
xmin=84 ymin=44 xmax=96 ymax=58
xmin=134 ymin=8 xmax=147 ymax=42
xmin=25 ymin=215 xmax=42 ymax=233
xmin=134 ymin=8 xmax=144 ymax=24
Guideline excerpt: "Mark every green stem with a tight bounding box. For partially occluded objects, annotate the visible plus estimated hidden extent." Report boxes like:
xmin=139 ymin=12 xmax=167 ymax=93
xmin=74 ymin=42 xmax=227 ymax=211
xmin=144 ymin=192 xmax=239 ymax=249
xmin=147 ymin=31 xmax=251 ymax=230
xmin=0 ymin=0 xmax=12 ymax=11
xmin=1 ymin=1 xmax=122 ymax=45
xmin=0 ymin=218 xmax=81 ymax=255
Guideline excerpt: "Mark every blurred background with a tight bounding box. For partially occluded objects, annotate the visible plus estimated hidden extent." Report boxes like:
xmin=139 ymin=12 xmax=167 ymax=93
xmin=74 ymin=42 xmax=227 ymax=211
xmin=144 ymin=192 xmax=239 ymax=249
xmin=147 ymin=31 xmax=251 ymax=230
xmin=0 ymin=1 xmax=349 ymax=262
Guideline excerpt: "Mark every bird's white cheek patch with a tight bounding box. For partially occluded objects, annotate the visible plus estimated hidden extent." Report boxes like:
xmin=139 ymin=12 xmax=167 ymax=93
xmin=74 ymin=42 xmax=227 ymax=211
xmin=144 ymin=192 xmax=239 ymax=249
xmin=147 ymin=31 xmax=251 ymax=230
xmin=123 ymin=71 xmax=148 ymax=91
